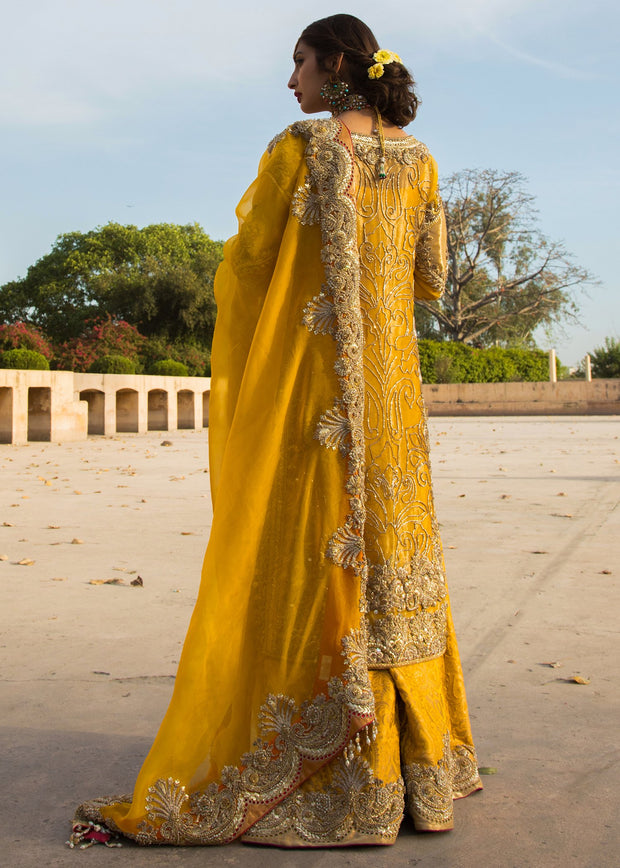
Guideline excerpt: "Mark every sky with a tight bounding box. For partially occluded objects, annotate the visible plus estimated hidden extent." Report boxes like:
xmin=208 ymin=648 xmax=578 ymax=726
xmin=1 ymin=0 xmax=618 ymax=366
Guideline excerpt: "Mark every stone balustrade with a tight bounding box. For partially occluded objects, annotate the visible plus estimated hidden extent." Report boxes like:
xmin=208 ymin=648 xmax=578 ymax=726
xmin=1 ymin=370 xmax=619 ymax=445
xmin=0 ymin=370 xmax=210 ymax=444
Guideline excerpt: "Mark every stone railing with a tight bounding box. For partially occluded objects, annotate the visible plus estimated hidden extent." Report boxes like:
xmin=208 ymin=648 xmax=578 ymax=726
xmin=0 ymin=370 xmax=210 ymax=444
xmin=1 ymin=370 xmax=619 ymax=445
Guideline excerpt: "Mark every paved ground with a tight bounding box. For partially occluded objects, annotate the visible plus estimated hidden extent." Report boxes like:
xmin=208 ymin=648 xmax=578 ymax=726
xmin=1 ymin=417 xmax=618 ymax=868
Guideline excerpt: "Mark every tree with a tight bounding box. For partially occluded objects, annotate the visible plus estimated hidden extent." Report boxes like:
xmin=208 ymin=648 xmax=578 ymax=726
xmin=0 ymin=223 xmax=223 ymax=344
xmin=590 ymin=337 xmax=620 ymax=378
xmin=415 ymin=170 xmax=596 ymax=346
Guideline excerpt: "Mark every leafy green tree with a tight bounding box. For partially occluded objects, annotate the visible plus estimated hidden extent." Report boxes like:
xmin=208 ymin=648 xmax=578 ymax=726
xmin=415 ymin=170 xmax=596 ymax=346
xmin=0 ymin=223 xmax=223 ymax=344
xmin=590 ymin=337 xmax=620 ymax=378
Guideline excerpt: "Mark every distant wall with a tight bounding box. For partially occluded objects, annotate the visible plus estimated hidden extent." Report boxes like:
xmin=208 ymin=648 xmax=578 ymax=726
xmin=0 ymin=370 xmax=211 ymax=444
xmin=1 ymin=371 xmax=618 ymax=444
xmin=422 ymin=380 xmax=620 ymax=416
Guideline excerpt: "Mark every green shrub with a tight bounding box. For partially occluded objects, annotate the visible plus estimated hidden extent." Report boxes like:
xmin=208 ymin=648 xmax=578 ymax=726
xmin=148 ymin=359 xmax=189 ymax=377
xmin=141 ymin=337 xmax=210 ymax=376
xmin=88 ymin=354 xmax=136 ymax=374
xmin=418 ymin=341 xmax=558 ymax=383
xmin=0 ymin=348 xmax=50 ymax=370
xmin=590 ymin=337 xmax=620 ymax=378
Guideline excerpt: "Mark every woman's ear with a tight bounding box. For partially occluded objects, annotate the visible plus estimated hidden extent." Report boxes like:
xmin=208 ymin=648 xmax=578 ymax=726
xmin=326 ymin=52 xmax=344 ymax=75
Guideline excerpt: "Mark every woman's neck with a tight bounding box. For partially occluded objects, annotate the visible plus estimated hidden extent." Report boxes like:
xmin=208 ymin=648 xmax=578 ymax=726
xmin=335 ymin=108 xmax=409 ymax=138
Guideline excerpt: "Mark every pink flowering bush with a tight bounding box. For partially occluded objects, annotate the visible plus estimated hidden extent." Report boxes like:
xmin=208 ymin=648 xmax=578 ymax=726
xmin=0 ymin=322 xmax=54 ymax=360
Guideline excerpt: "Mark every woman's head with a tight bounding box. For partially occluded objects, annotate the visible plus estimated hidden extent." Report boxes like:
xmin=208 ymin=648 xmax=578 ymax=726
xmin=290 ymin=14 xmax=419 ymax=127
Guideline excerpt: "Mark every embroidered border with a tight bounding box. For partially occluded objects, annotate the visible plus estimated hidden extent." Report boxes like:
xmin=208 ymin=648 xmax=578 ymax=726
xmin=73 ymin=626 xmax=374 ymax=846
xmin=403 ymin=733 xmax=481 ymax=829
xmin=242 ymin=755 xmax=404 ymax=846
xmin=294 ymin=120 xmax=368 ymax=596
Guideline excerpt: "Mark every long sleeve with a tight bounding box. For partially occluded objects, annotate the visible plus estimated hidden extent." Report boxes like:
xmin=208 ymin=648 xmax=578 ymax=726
xmin=414 ymin=165 xmax=448 ymax=301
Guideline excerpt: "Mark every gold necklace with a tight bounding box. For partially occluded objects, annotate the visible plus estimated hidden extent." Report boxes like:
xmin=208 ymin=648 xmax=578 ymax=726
xmin=373 ymin=107 xmax=386 ymax=179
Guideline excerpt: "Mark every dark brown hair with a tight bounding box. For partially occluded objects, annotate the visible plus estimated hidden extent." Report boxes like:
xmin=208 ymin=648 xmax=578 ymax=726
xmin=298 ymin=14 xmax=419 ymax=127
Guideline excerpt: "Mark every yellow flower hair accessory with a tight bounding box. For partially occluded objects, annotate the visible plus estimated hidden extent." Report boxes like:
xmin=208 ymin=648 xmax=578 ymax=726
xmin=368 ymin=50 xmax=402 ymax=79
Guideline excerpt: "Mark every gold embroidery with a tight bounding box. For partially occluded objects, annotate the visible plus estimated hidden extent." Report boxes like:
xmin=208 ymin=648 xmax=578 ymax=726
xmin=366 ymin=605 xmax=448 ymax=667
xmin=315 ymin=402 xmax=351 ymax=454
xmin=292 ymin=181 xmax=321 ymax=225
xmin=415 ymin=197 xmax=447 ymax=295
xmin=349 ymin=129 xmax=449 ymax=665
xmin=266 ymin=128 xmax=287 ymax=153
xmin=242 ymin=755 xmax=404 ymax=845
xmin=403 ymin=733 xmax=481 ymax=829
xmin=293 ymin=120 xmax=369 ymax=598
xmin=74 ymin=626 xmax=374 ymax=846
xmin=302 ymin=291 xmax=337 ymax=336
xmin=366 ymin=554 xmax=446 ymax=613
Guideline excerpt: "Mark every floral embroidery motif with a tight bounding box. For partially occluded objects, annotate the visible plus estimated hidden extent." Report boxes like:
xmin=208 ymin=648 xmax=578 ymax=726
xmin=242 ymin=755 xmax=404 ymax=845
xmin=366 ymin=605 xmax=448 ymax=667
xmin=73 ymin=625 xmax=374 ymax=846
xmin=415 ymin=196 xmax=447 ymax=294
xmin=302 ymin=291 xmax=337 ymax=336
xmin=315 ymin=402 xmax=352 ymax=454
xmin=292 ymin=120 xmax=369 ymax=594
xmin=292 ymin=181 xmax=321 ymax=225
xmin=403 ymin=733 xmax=480 ymax=829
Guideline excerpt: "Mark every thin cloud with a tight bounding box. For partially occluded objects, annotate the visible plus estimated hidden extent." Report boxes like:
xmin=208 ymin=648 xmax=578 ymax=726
xmin=0 ymin=0 xmax=590 ymax=127
xmin=478 ymin=27 xmax=600 ymax=80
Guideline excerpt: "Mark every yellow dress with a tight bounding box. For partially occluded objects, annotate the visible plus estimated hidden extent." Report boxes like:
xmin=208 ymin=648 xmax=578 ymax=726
xmin=73 ymin=119 xmax=481 ymax=848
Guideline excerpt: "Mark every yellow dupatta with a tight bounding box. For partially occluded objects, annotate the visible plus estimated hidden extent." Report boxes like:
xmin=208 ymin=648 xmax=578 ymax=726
xmin=81 ymin=120 xmax=378 ymax=844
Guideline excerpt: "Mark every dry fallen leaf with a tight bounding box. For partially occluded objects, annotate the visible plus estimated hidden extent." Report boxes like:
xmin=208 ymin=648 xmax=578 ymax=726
xmin=540 ymin=661 xmax=562 ymax=668
xmin=51 ymin=577 xmax=68 ymax=582
xmin=180 ymin=531 xmax=193 ymax=536
xmin=71 ymin=538 xmax=84 ymax=545
xmin=17 ymin=558 xmax=35 ymax=566
xmin=566 ymin=675 xmax=590 ymax=685
xmin=3 ymin=521 xmax=15 ymax=527
xmin=500 ymin=494 xmax=511 ymax=499
xmin=599 ymin=569 xmax=612 ymax=575
xmin=89 ymin=578 xmax=126 ymax=586
xmin=47 ymin=524 xmax=60 ymax=529
xmin=550 ymin=513 xmax=573 ymax=518
xmin=556 ymin=492 xmax=567 ymax=496
xmin=130 ymin=576 xmax=144 ymax=587
xmin=529 ymin=550 xmax=548 ymax=555
xmin=0 ymin=554 xmax=8 ymax=561
xmin=161 ymin=440 xmax=173 ymax=447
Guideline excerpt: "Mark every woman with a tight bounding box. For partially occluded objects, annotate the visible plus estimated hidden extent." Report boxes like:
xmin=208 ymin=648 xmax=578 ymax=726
xmin=72 ymin=14 xmax=481 ymax=849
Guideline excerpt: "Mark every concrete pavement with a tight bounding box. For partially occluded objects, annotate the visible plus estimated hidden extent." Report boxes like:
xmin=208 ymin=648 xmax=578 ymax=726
xmin=1 ymin=417 xmax=618 ymax=867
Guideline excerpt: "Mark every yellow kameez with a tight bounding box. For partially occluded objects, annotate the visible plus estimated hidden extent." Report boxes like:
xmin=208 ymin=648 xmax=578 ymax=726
xmin=73 ymin=119 xmax=480 ymax=849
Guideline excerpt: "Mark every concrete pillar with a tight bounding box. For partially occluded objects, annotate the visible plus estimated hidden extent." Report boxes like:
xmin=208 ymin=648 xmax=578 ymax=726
xmin=193 ymin=390 xmax=202 ymax=430
xmin=0 ymin=387 xmax=13 ymax=443
xmin=12 ymin=381 xmax=28 ymax=444
xmin=549 ymin=349 xmax=557 ymax=383
xmin=584 ymin=354 xmax=592 ymax=382
xmin=168 ymin=387 xmax=177 ymax=431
